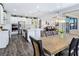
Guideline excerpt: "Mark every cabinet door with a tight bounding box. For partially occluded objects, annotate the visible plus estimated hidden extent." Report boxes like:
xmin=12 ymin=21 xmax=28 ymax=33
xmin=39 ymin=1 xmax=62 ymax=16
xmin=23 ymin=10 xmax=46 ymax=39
xmin=35 ymin=30 xmax=41 ymax=38
xmin=28 ymin=30 xmax=35 ymax=42
xmin=0 ymin=31 xmax=9 ymax=48
xmin=0 ymin=5 xmax=4 ymax=24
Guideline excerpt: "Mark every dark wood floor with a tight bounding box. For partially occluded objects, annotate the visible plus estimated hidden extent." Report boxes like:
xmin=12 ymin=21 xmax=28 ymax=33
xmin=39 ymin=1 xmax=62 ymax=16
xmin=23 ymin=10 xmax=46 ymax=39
xmin=0 ymin=34 xmax=33 ymax=56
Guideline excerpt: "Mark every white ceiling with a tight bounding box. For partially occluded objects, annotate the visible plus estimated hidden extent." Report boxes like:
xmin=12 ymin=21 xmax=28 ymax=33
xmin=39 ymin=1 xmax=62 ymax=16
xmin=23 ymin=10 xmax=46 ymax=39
xmin=64 ymin=10 xmax=79 ymax=18
xmin=3 ymin=3 xmax=77 ymax=17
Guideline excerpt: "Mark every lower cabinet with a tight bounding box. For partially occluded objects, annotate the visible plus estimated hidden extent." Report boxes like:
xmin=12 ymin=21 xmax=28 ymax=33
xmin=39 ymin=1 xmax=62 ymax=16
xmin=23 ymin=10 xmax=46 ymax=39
xmin=22 ymin=29 xmax=43 ymax=43
xmin=0 ymin=31 xmax=9 ymax=48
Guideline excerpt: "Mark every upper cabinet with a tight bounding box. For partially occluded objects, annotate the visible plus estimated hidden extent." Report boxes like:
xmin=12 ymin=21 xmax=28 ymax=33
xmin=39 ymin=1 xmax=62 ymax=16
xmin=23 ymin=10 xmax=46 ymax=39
xmin=0 ymin=4 xmax=4 ymax=25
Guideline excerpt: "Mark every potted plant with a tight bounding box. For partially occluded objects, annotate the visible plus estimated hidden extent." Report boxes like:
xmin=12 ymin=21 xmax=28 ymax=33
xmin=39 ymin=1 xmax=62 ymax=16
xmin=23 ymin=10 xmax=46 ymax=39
xmin=58 ymin=29 xmax=64 ymax=38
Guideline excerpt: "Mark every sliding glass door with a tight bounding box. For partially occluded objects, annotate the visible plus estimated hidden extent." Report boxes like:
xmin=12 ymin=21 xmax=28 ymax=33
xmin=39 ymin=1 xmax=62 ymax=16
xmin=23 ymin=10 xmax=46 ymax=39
xmin=69 ymin=18 xmax=78 ymax=30
xmin=65 ymin=16 xmax=78 ymax=32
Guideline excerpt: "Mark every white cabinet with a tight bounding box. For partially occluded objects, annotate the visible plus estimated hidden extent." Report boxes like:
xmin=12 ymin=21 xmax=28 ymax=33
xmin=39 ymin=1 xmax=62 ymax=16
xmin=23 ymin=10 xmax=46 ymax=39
xmin=27 ymin=29 xmax=43 ymax=42
xmin=22 ymin=28 xmax=43 ymax=42
xmin=0 ymin=5 xmax=4 ymax=24
xmin=0 ymin=31 xmax=9 ymax=48
xmin=3 ymin=24 xmax=11 ymax=38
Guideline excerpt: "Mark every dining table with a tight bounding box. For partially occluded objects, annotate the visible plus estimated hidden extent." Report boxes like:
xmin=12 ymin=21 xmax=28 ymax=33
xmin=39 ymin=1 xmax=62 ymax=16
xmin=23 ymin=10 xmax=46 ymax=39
xmin=41 ymin=34 xmax=79 ymax=56
xmin=69 ymin=30 xmax=79 ymax=36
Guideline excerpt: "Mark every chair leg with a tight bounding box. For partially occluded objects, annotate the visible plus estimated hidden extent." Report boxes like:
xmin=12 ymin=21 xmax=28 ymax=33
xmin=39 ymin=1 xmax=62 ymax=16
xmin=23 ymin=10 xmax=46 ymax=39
xmin=73 ymin=48 xmax=78 ymax=56
xmin=68 ymin=53 xmax=70 ymax=56
xmin=68 ymin=50 xmax=71 ymax=56
xmin=75 ymin=48 xmax=78 ymax=56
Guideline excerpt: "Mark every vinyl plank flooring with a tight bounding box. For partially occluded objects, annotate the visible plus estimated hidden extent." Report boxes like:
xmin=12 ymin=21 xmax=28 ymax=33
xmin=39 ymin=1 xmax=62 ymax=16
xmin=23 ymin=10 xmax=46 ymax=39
xmin=0 ymin=35 xmax=33 ymax=56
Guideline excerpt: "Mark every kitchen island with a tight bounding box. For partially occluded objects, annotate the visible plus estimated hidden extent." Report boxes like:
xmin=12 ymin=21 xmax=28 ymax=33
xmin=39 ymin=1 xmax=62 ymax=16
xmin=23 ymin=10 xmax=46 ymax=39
xmin=22 ymin=28 xmax=43 ymax=42
xmin=0 ymin=30 xmax=9 ymax=48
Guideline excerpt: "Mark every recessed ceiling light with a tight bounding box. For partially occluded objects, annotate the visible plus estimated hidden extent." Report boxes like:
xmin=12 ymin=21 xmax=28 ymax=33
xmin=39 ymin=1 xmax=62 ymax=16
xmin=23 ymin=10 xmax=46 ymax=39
xmin=36 ymin=5 xmax=39 ymax=9
xmin=14 ymin=9 xmax=16 ymax=11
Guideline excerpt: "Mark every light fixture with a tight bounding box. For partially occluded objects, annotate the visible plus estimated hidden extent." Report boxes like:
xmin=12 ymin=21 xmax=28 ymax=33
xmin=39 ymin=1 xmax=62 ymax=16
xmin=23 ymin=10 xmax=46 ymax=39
xmin=36 ymin=5 xmax=39 ymax=9
xmin=14 ymin=9 xmax=16 ymax=11
xmin=56 ymin=4 xmax=66 ymax=23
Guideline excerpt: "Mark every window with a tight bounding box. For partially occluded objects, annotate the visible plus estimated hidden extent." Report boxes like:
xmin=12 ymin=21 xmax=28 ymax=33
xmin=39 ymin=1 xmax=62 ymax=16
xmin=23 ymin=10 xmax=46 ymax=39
xmin=65 ymin=16 xmax=78 ymax=30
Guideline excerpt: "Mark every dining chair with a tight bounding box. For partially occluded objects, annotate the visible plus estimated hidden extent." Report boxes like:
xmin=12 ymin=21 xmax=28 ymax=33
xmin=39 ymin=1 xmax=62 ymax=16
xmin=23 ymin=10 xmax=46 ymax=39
xmin=29 ymin=36 xmax=45 ymax=56
xmin=60 ymin=37 xmax=79 ymax=56
xmin=68 ymin=38 xmax=79 ymax=56
xmin=74 ymin=38 xmax=79 ymax=56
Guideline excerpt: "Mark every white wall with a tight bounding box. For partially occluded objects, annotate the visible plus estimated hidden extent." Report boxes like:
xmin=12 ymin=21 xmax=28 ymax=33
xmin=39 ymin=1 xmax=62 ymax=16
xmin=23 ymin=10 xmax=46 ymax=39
xmin=10 ymin=17 xmax=20 ymax=24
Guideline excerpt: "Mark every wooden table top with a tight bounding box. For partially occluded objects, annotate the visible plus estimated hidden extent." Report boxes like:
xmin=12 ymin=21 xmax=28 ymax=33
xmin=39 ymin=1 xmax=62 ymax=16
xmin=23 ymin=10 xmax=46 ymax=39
xmin=69 ymin=30 xmax=79 ymax=36
xmin=41 ymin=34 xmax=79 ymax=55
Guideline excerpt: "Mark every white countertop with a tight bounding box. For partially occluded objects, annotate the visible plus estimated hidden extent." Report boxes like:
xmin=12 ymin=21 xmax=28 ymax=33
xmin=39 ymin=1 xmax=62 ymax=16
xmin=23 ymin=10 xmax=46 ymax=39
xmin=26 ymin=28 xmax=44 ymax=31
